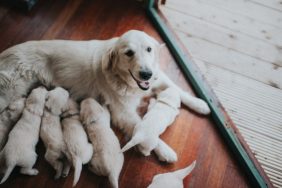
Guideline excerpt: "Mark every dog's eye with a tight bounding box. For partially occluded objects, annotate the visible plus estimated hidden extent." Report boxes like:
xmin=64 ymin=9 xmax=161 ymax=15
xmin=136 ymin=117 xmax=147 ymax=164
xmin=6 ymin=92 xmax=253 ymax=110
xmin=146 ymin=47 xmax=152 ymax=52
xmin=125 ymin=50 xmax=134 ymax=57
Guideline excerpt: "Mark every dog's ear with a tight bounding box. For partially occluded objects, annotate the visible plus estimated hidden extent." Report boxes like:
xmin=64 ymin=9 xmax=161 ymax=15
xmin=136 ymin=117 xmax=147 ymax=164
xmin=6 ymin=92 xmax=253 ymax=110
xmin=102 ymin=47 xmax=118 ymax=71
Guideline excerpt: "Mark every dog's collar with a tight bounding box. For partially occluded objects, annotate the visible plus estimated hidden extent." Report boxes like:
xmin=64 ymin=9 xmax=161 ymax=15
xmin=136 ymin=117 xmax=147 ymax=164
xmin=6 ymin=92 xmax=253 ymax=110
xmin=61 ymin=112 xmax=80 ymax=119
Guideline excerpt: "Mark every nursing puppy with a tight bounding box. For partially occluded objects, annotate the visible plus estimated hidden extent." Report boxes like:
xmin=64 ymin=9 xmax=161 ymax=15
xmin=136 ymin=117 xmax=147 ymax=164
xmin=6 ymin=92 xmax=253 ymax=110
xmin=61 ymin=99 xmax=93 ymax=187
xmin=40 ymin=87 xmax=69 ymax=179
xmin=0 ymin=30 xmax=210 ymax=162
xmin=80 ymin=98 xmax=124 ymax=188
xmin=0 ymin=87 xmax=47 ymax=184
xmin=0 ymin=98 xmax=25 ymax=150
xmin=122 ymin=87 xmax=180 ymax=157
xmin=148 ymin=161 xmax=196 ymax=188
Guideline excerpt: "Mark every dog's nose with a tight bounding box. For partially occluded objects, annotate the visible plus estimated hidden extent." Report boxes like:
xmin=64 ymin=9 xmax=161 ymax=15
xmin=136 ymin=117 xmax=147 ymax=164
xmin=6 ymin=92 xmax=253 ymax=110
xmin=139 ymin=70 xmax=152 ymax=80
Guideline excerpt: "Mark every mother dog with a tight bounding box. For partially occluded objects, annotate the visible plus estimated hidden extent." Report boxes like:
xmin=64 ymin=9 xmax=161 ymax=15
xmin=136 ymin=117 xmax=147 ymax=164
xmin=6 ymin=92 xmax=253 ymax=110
xmin=0 ymin=30 xmax=210 ymax=162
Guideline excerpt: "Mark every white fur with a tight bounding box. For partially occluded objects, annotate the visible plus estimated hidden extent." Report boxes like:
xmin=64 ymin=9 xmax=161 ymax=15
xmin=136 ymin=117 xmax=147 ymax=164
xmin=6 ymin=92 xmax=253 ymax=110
xmin=80 ymin=98 xmax=124 ymax=188
xmin=148 ymin=161 xmax=196 ymax=188
xmin=0 ymin=86 xmax=47 ymax=184
xmin=61 ymin=99 xmax=93 ymax=187
xmin=40 ymin=87 xmax=70 ymax=179
xmin=0 ymin=97 xmax=25 ymax=150
xmin=121 ymin=87 xmax=180 ymax=157
xmin=0 ymin=30 xmax=210 ymax=162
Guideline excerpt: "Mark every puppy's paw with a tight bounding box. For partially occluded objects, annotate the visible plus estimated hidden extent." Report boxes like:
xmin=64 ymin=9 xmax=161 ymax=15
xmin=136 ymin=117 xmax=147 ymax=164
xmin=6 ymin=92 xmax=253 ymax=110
xmin=193 ymin=99 xmax=210 ymax=115
xmin=156 ymin=149 xmax=178 ymax=163
xmin=154 ymin=140 xmax=178 ymax=163
xmin=20 ymin=168 xmax=39 ymax=176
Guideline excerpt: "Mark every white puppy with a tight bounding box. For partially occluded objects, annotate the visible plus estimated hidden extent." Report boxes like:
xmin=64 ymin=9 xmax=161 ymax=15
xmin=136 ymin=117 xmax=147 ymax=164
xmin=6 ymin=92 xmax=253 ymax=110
xmin=0 ymin=98 xmax=25 ymax=150
xmin=40 ymin=87 xmax=70 ymax=179
xmin=0 ymin=86 xmax=47 ymax=184
xmin=80 ymin=98 xmax=124 ymax=188
xmin=61 ymin=99 xmax=93 ymax=187
xmin=148 ymin=161 xmax=196 ymax=188
xmin=121 ymin=87 xmax=180 ymax=157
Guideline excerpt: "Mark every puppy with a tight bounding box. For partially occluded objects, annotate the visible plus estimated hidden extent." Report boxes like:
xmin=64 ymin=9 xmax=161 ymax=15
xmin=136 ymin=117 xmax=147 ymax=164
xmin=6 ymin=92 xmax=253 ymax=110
xmin=122 ymin=87 xmax=180 ymax=157
xmin=61 ymin=99 xmax=93 ymax=187
xmin=148 ymin=161 xmax=196 ymax=188
xmin=0 ymin=86 xmax=47 ymax=184
xmin=40 ymin=87 xmax=70 ymax=179
xmin=80 ymin=98 xmax=124 ymax=188
xmin=0 ymin=97 xmax=25 ymax=150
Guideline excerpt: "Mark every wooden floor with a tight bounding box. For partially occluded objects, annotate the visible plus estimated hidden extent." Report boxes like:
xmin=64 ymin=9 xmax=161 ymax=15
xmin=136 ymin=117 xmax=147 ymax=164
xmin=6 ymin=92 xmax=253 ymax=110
xmin=0 ymin=0 xmax=251 ymax=187
xmin=160 ymin=0 xmax=282 ymax=187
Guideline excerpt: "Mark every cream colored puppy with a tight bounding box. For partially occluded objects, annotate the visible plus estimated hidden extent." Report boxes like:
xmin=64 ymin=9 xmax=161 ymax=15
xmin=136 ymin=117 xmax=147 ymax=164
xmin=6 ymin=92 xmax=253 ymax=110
xmin=0 ymin=86 xmax=47 ymax=184
xmin=0 ymin=98 xmax=25 ymax=150
xmin=122 ymin=87 xmax=180 ymax=157
xmin=80 ymin=98 xmax=124 ymax=188
xmin=61 ymin=99 xmax=93 ymax=187
xmin=148 ymin=161 xmax=196 ymax=188
xmin=40 ymin=87 xmax=69 ymax=179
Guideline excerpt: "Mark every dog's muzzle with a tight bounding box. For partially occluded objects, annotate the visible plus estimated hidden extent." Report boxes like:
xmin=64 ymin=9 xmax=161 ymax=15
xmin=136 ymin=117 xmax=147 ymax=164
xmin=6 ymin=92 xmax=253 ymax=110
xmin=129 ymin=70 xmax=150 ymax=90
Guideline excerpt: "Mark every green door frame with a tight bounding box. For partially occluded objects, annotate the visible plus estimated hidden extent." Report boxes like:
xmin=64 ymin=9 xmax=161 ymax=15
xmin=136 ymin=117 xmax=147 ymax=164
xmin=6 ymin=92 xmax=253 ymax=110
xmin=145 ymin=1 xmax=269 ymax=187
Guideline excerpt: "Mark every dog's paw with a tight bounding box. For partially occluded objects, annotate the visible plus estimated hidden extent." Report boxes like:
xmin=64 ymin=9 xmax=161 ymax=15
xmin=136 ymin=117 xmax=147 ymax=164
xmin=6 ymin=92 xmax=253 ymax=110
xmin=193 ymin=99 xmax=210 ymax=115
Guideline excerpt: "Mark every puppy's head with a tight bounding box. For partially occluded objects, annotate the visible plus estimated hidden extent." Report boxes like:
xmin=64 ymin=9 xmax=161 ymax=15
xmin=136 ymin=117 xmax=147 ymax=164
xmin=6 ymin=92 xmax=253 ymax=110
xmin=7 ymin=97 xmax=26 ymax=119
xmin=25 ymin=86 xmax=48 ymax=115
xmin=104 ymin=30 xmax=164 ymax=91
xmin=45 ymin=87 xmax=69 ymax=115
xmin=157 ymin=87 xmax=181 ymax=109
xmin=61 ymin=98 xmax=79 ymax=118
xmin=80 ymin=98 xmax=104 ymax=125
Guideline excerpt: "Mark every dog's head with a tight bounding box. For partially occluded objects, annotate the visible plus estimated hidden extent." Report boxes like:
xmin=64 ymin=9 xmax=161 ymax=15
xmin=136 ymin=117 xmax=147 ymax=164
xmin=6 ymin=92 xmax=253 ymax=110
xmin=104 ymin=30 xmax=163 ymax=91
xmin=45 ymin=87 xmax=69 ymax=115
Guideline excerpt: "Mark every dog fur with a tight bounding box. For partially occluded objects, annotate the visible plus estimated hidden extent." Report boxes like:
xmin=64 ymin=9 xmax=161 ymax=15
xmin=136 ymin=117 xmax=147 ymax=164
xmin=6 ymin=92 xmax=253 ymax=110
xmin=80 ymin=98 xmax=124 ymax=188
xmin=148 ymin=161 xmax=196 ymax=188
xmin=0 ymin=30 xmax=210 ymax=162
xmin=0 ymin=97 xmax=25 ymax=150
xmin=61 ymin=99 xmax=93 ymax=187
xmin=122 ymin=87 xmax=181 ymax=156
xmin=40 ymin=87 xmax=70 ymax=179
xmin=0 ymin=86 xmax=47 ymax=184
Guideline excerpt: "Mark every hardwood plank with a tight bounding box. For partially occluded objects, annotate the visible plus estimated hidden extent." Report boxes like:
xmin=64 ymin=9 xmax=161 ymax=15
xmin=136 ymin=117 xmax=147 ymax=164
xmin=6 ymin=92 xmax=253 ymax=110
xmin=163 ymin=0 xmax=282 ymax=46
xmin=162 ymin=7 xmax=282 ymax=66
xmin=195 ymin=0 xmax=282 ymax=28
xmin=248 ymin=0 xmax=282 ymax=12
xmin=175 ymin=31 xmax=282 ymax=89
xmin=0 ymin=0 xmax=251 ymax=187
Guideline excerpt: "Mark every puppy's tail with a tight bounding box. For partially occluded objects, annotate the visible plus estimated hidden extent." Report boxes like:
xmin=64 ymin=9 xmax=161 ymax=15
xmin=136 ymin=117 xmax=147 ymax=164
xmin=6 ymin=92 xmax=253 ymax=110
xmin=121 ymin=135 xmax=142 ymax=153
xmin=109 ymin=173 xmax=119 ymax=188
xmin=174 ymin=161 xmax=196 ymax=179
xmin=0 ymin=164 xmax=15 ymax=184
xmin=72 ymin=156 xmax=82 ymax=187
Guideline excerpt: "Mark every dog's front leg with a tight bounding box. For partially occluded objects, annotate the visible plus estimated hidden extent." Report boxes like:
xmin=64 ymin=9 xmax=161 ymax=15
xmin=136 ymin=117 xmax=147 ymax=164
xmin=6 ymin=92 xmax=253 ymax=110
xmin=154 ymin=70 xmax=210 ymax=115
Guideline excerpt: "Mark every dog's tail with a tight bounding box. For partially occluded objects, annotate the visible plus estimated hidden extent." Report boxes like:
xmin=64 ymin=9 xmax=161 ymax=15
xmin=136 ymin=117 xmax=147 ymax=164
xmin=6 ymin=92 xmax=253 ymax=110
xmin=109 ymin=172 xmax=119 ymax=188
xmin=121 ymin=134 xmax=142 ymax=153
xmin=173 ymin=161 xmax=196 ymax=179
xmin=0 ymin=163 xmax=15 ymax=184
xmin=72 ymin=156 xmax=82 ymax=187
